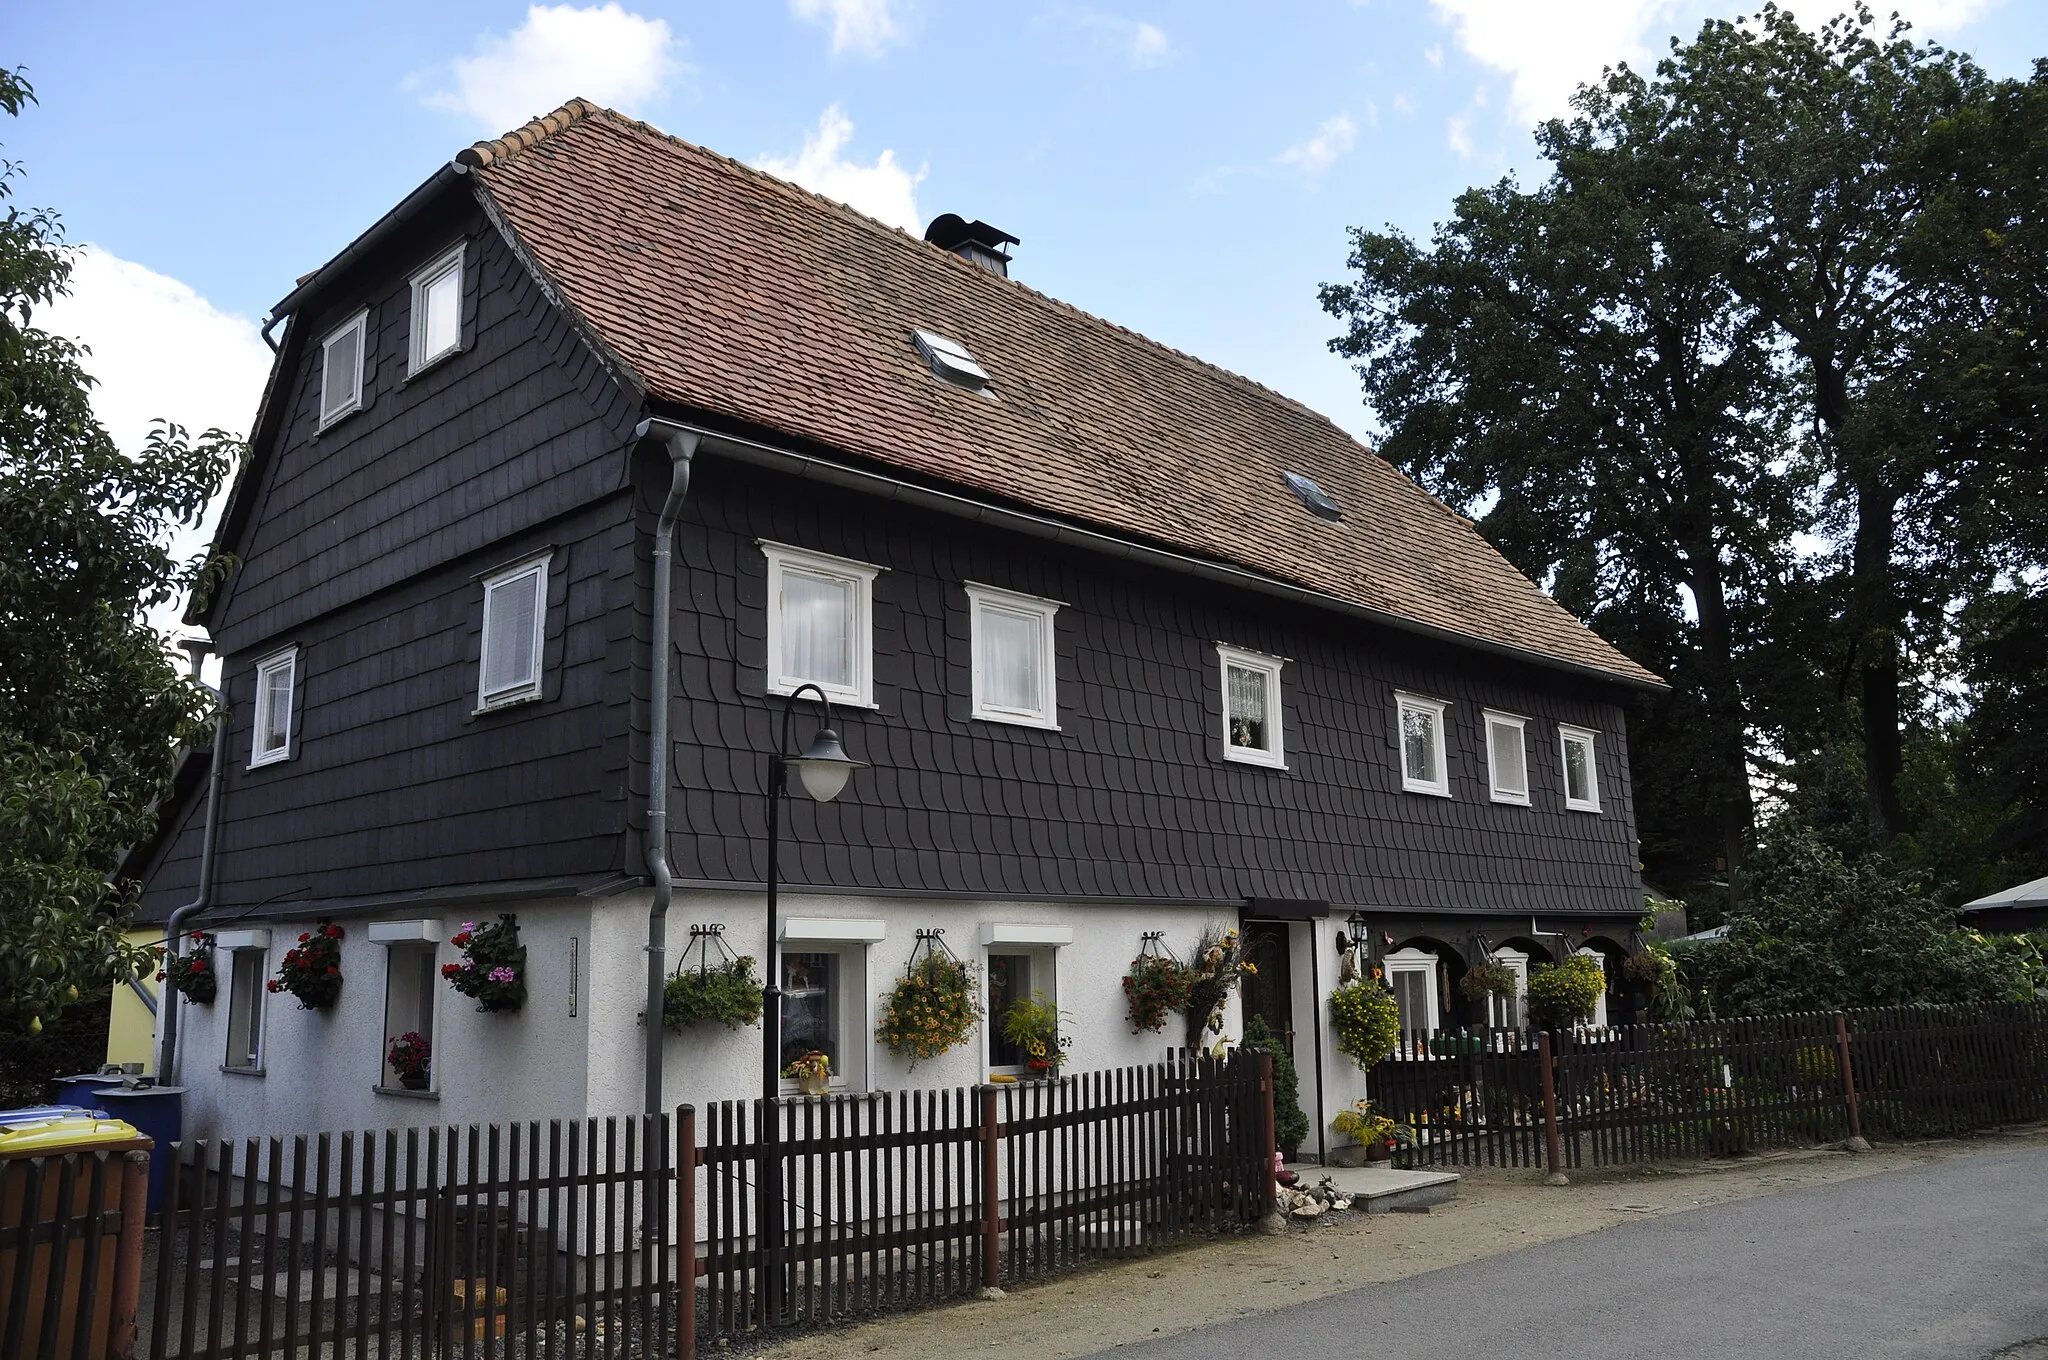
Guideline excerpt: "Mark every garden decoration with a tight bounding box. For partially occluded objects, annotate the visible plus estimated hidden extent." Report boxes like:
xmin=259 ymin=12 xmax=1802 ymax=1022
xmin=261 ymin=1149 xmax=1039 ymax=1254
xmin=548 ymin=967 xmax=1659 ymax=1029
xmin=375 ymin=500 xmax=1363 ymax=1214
xmin=782 ymin=1049 xmax=831 ymax=1095
xmin=1122 ymin=932 xmax=1195 ymax=1034
xmin=160 ymin=931 xmax=218 ymax=1004
xmin=877 ymin=929 xmax=981 ymax=1065
xmin=268 ymin=920 xmax=345 ymax=1010
xmin=663 ymin=923 xmax=764 ymax=1032
xmin=443 ymin=914 xmax=527 ymax=1013
xmin=999 ymin=991 xmax=1072 ymax=1075
xmin=387 ymin=1031 xmax=431 ymax=1089
xmin=1328 ymin=972 xmax=1401 ymax=1069
xmin=1458 ymin=959 xmax=1519 ymax=1003
xmin=1525 ymin=953 xmax=1606 ymax=1030
xmin=1183 ymin=924 xmax=1257 ymax=1049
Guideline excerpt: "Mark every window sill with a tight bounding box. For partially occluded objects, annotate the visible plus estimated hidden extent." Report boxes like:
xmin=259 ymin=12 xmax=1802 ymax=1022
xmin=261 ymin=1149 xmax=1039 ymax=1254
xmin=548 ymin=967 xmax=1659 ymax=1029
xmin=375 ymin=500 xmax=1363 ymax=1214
xmin=1565 ymin=802 xmax=1602 ymax=815
xmin=220 ymin=1066 xmax=265 ymax=1078
xmin=471 ymin=691 xmax=545 ymax=717
xmin=315 ymin=403 xmax=364 ymax=436
xmin=373 ymin=1085 xmax=440 ymax=1100
xmin=1489 ymin=791 xmax=1531 ymax=806
xmin=1223 ymin=749 xmax=1287 ymax=770
xmin=402 ymin=344 xmax=464 ymax=385
xmin=766 ymin=685 xmax=880 ymax=711
xmin=1402 ymin=782 xmax=1452 ymax=798
xmin=971 ymin=710 xmax=1061 ymax=732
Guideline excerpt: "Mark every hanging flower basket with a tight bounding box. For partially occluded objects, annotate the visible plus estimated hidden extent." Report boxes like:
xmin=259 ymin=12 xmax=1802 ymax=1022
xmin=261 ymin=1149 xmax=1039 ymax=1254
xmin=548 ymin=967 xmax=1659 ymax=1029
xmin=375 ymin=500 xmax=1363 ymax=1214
xmin=663 ymin=943 xmax=764 ymax=1033
xmin=877 ymin=934 xmax=980 ymax=1066
xmin=160 ymin=931 xmax=218 ymax=1005
xmin=1329 ymin=976 xmax=1401 ymax=1070
xmin=442 ymin=915 xmax=527 ymax=1013
xmin=1458 ymin=960 xmax=1519 ymax=1002
xmin=269 ymin=921 xmax=345 ymax=1011
xmin=1121 ymin=940 xmax=1195 ymax=1035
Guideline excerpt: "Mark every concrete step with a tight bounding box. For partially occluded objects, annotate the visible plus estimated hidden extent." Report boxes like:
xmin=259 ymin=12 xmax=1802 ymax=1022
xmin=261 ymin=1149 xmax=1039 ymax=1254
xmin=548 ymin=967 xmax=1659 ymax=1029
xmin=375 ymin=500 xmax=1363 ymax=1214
xmin=1284 ymin=1164 xmax=1460 ymax=1214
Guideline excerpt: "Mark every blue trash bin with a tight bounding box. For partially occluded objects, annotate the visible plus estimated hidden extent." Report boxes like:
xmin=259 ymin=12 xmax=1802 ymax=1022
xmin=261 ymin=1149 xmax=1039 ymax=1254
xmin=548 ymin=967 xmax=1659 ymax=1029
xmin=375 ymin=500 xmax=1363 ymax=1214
xmin=95 ymin=1085 xmax=183 ymax=1215
xmin=51 ymin=1073 xmax=123 ymax=1110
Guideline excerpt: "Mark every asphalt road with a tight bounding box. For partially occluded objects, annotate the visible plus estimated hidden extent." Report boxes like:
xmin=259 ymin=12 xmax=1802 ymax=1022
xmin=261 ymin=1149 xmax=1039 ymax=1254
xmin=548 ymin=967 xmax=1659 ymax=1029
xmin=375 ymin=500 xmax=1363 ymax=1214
xmin=1116 ymin=1145 xmax=2048 ymax=1360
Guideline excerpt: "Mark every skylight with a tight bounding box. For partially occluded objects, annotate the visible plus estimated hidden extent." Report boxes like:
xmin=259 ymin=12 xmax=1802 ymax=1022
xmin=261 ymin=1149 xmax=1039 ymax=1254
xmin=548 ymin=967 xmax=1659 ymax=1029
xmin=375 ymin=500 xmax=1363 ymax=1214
xmin=912 ymin=328 xmax=991 ymax=391
xmin=1283 ymin=471 xmax=1343 ymax=522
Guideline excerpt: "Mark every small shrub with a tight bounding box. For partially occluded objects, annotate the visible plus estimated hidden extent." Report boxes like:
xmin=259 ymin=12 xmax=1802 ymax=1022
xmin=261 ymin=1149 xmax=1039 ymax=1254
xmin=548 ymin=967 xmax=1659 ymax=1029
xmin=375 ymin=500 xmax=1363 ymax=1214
xmin=1329 ymin=979 xmax=1401 ymax=1069
xmin=1240 ymin=1015 xmax=1309 ymax=1155
xmin=663 ymin=956 xmax=764 ymax=1032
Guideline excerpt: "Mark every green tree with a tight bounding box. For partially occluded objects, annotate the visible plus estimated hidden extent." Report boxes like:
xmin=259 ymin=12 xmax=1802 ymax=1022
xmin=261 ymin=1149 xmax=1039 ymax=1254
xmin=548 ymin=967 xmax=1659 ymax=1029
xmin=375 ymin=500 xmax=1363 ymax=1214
xmin=1239 ymin=1014 xmax=1308 ymax=1158
xmin=0 ymin=68 xmax=237 ymax=1033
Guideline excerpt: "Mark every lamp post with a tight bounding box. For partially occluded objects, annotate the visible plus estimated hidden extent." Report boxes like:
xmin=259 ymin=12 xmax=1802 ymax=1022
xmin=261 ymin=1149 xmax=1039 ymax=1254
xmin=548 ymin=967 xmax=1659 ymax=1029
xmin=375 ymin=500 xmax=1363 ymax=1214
xmin=758 ymin=682 xmax=865 ymax=1326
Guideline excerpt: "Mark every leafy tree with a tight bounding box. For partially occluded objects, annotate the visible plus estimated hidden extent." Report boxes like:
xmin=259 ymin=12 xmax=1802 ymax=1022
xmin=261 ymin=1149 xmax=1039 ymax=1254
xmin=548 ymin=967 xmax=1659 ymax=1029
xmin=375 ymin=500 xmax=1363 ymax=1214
xmin=1240 ymin=1013 xmax=1308 ymax=1157
xmin=0 ymin=68 xmax=237 ymax=1033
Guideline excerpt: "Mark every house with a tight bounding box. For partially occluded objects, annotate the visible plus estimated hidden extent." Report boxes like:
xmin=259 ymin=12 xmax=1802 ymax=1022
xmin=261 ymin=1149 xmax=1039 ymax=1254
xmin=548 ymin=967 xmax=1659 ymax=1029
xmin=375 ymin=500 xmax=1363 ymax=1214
xmin=1960 ymin=876 xmax=2048 ymax=935
xmin=126 ymin=101 xmax=1662 ymax=1153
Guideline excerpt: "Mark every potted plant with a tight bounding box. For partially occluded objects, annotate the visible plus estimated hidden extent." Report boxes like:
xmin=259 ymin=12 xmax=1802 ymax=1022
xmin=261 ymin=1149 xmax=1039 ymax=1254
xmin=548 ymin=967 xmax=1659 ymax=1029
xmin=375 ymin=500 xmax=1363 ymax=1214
xmin=877 ymin=949 xmax=981 ymax=1066
xmin=1328 ymin=974 xmax=1401 ymax=1069
xmin=1121 ymin=952 xmax=1195 ymax=1034
xmin=999 ymin=991 xmax=1072 ymax=1076
xmin=663 ymin=955 xmax=764 ymax=1032
xmin=1526 ymin=954 xmax=1607 ymax=1031
xmin=1330 ymin=1100 xmax=1398 ymax=1165
xmin=268 ymin=920 xmax=345 ymax=1011
xmin=782 ymin=1050 xmax=831 ymax=1096
xmin=442 ymin=915 xmax=527 ymax=1013
xmin=1458 ymin=960 xmax=1519 ymax=1004
xmin=387 ymin=1031 xmax=431 ymax=1090
xmin=160 ymin=931 xmax=218 ymax=1004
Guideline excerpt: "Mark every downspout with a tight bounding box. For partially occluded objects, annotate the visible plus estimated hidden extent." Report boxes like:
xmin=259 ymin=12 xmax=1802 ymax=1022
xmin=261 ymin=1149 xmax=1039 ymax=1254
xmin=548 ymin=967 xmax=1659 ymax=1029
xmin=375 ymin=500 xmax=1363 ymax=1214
xmin=157 ymin=639 xmax=227 ymax=1082
xmin=636 ymin=418 xmax=701 ymax=1117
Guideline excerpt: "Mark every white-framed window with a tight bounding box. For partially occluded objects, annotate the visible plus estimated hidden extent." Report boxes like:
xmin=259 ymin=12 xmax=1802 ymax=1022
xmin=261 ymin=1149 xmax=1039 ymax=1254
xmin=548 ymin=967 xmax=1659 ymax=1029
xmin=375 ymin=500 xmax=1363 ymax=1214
xmin=761 ymin=542 xmax=881 ymax=708
xmin=250 ymin=648 xmax=298 ymax=768
xmin=984 ymin=948 xmax=1060 ymax=1073
xmin=1560 ymin=725 xmax=1601 ymax=812
xmin=408 ymin=244 xmax=465 ymax=374
xmin=478 ymin=555 xmax=550 ymax=709
xmin=1485 ymin=710 xmax=1530 ymax=805
xmin=1383 ymin=947 xmax=1439 ymax=1048
xmin=318 ymin=310 xmax=368 ymax=428
xmin=1397 ymin=692 xmax=1450 ymax=796
xmin=1218 ymin=644 xmax=1285 ymax=768
xmin=1574 ymin=948 xmax=1611 ymax=1029
xmin=224 ymin=947 xmax=267 ymax=1072
xmin=779 ymin=946 xmax=869 ymax=1092
xmin=1486 ymin=949 xmax=1530 ymax=1030
xmin=378 ymin=940 xmax=439 ymax=1092
xmin=965 ymin=583 xmax=1060 ymax=729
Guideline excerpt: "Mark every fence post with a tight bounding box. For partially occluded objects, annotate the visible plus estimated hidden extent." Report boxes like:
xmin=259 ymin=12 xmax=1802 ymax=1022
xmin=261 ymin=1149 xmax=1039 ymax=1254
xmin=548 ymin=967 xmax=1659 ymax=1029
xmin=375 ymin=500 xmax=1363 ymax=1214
xmin=978 ymin=1086 xmax=1000 ymax=1292
xmin=1834 ymin=1014 xmax=1870 ymax=1152
xmin=1537 ymin=1031 xmax=1568 ymax=1186
xmin=107 ymin=1150 xmax=150 ymax=1360
xmin=1256 ymin=1052 xmax=1286 ymax=1233
xmin=677 ymin=1106 xmax=697 ymax=1360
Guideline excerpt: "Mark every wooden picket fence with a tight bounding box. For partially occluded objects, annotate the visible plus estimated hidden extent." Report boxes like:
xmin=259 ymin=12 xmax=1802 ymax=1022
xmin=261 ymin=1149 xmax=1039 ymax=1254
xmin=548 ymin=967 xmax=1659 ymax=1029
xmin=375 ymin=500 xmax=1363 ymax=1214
xmin=134 ymin=1053 xmax=1275 ymax=1360
xmin=1370 ymin=1001 xmax=2048 ymax=1174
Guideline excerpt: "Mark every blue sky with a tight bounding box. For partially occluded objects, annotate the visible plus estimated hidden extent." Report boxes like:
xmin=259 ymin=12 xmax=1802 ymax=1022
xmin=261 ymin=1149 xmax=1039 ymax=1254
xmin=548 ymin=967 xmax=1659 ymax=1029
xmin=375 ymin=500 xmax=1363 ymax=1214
xmin=10 ymin=1 xmax=2046 ymax=537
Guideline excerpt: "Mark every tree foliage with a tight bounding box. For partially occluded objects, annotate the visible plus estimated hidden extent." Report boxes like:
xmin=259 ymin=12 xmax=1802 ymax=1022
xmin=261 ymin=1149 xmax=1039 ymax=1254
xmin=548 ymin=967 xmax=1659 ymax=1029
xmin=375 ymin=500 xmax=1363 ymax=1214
xmin=0 ymin=67 xmax=237 ymax=1033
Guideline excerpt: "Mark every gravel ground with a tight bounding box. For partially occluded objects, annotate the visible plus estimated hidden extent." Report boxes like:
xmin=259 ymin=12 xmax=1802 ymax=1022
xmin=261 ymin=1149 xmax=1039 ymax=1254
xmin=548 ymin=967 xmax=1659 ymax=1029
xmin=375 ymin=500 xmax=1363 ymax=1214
xmin=745 ymin=1124 xmax=2048 ymax=1360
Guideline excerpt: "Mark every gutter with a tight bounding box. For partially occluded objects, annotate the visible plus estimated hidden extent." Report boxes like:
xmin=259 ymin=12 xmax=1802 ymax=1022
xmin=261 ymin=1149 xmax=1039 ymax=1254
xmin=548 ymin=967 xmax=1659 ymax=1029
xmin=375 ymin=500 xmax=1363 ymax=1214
xmin=267 ymin=163 xmax=468 ymax=320
xmin=650 ymin=416 xmax=1665 ymax=695
xmin=157 ymin=639 xmax=228 ymax=1082
xmin=634 ymin=417 xmax=701 ymax=1117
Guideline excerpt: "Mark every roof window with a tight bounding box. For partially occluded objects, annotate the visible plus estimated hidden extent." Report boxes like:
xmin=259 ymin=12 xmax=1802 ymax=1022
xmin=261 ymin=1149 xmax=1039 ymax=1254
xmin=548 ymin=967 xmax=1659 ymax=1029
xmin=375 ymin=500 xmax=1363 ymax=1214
xmin=912 ymin=328 xmax=991 ymax=391
xmin=1282 ymin=471 xmax=1343 ymax=522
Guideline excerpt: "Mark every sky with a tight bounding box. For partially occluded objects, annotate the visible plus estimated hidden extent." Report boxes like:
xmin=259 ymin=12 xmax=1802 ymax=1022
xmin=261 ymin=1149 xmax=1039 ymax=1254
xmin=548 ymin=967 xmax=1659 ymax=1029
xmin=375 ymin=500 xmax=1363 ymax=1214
xmin=10 ymin=0 xmax=2048 ymax=644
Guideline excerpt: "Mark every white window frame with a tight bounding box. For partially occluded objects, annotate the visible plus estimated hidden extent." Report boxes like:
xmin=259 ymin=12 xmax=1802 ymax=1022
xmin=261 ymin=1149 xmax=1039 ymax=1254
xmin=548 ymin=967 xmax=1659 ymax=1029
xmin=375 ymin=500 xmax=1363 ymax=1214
xmin=776 ymin=943 xmax=871 ymax=1094
xmin=761 ymin=542 xmax=882 ymax=708
xmin=377 ymin=938 xmax=440 ymax=1094
xmin=1217 ymin=644 xmax=1286 ymax=769
xmin=965 ymin=583 xmax=1060 ymax=729
xmin=984 ymin=946 xmax=1061 ymax=1076
xmin=249 ymin=647 xmax=298 ymax=768
xmin=1486 ymin=949 xmax=1530 ymax=1031
xmin=223 ymin=946 xmax=268 ymax=1073
xmin=318 ymin=310 xmax=368 ymax=429
xmin=477 ymin=554 xmax=551 ymax=710
xmin=1484 ymin=709 xmax=1530 ymax=806
xmin=1560 ymin=725 xmax=1602 ymax=812
xmin=1382 ymin=947 xmax=1440 ymax=1050
xmin=1396 ymin=692 xmax=1450 ymax=797
xmin=408 ymin=244 xmax=465 ymax=374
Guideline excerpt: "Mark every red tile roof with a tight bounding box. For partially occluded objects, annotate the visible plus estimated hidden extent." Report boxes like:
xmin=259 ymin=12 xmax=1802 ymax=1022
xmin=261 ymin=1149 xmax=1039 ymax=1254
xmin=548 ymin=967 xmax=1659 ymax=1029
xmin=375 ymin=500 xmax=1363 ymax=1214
xmin=463 ymin=102 xmax=1660 ymax=688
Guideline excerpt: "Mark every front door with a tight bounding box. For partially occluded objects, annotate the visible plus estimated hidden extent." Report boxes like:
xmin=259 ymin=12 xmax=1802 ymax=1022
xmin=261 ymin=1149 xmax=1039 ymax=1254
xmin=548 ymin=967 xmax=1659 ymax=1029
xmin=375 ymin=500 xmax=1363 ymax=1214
xmin=1239 ymin=921 xmax=1295 ymax=1054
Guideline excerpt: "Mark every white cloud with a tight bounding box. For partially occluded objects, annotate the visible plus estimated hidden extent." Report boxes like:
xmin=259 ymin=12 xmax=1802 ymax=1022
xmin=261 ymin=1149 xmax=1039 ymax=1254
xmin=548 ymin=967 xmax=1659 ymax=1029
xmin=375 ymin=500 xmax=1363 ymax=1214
xmin=755 ymin=106 xmax=927 ymax=232
xmin=1128 ymin=21 xmax=1171 ymax=67
xmin=1428 ymin=0 xmax=2003 ymax=125
xmin=41 ymin=246 xmax=273 ymax=646
xmin=426 ymin=4 xmax=685 ymax=131
xmin=790 ymin=0 xmax=907 ymax=57
xmin=1447 ymin=114 xmax=1474 ymax=158
xmin=1275 ymin=113 xmax=1358 ymax=175
xmin=1424 ymin=43 xmax=1444 ymax=68
xmin=1046 ymin=10 xmax=1174 ymax=68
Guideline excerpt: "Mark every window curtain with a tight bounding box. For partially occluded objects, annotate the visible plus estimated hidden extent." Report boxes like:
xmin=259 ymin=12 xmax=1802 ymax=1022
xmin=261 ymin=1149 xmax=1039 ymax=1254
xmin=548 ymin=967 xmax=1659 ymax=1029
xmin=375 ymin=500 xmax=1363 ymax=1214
xmin=484 ymin=571 xmax=541 ymax=694
xmin=1402 ymin=706 xmax=1436 ymax=781
xmin=782 ymin=570 xmax=854 ymax=689
xmin=1490 ymin=721 xmax=1526 ymax=794
xmin=1227 ymin=664 xmax=1267 ymax=748
xmin=979 ymin=605 xmax=1042 ymax=711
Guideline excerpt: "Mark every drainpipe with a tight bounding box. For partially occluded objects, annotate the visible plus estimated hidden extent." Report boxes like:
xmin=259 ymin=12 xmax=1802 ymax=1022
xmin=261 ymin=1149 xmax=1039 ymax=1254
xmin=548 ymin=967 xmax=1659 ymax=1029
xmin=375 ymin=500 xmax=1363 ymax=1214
xmin=636 ymin=418 xmax=700 ymax=1118
xmin=157 ymin=638 xmax=227 ymax=1082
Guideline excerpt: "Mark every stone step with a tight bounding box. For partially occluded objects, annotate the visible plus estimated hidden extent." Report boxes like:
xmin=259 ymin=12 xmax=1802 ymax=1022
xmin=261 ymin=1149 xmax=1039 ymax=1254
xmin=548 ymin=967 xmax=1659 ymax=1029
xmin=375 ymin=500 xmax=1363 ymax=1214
xmin=1285 ymin=1164 xmax=1460 ymax=1214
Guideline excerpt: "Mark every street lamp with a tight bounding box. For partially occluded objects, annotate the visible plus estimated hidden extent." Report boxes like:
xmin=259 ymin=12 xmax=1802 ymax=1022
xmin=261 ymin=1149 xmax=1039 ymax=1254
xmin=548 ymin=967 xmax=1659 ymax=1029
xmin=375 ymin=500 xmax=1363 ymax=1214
xmin=758 ymin=682 xmax=864 ymax=1328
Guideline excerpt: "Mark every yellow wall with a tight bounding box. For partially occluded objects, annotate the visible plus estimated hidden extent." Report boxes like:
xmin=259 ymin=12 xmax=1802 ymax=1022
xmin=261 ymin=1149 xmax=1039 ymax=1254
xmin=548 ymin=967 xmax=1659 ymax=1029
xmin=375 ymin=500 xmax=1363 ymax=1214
xmin=105 ymin=928 xmax=162 ymax=1074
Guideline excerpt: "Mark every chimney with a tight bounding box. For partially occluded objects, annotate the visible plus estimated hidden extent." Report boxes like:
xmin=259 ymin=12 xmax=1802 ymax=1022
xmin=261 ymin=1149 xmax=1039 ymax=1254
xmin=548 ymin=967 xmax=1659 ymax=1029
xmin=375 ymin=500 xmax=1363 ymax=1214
xmin=923 ymin=214 xmax=1020 ymax=278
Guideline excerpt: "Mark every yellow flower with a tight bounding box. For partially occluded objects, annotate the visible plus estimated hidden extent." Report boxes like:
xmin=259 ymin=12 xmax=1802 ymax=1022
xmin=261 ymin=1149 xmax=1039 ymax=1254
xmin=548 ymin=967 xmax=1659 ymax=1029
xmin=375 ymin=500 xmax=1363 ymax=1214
xmin=1242 ymin=962 xmax=1258 ymax=975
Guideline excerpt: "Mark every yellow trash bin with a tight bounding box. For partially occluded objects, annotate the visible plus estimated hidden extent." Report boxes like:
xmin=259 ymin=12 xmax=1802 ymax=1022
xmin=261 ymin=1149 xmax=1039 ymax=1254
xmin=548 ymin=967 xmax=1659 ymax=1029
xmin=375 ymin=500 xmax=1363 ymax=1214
xmin=0 ymin=1111 xmax=154 ymax=1360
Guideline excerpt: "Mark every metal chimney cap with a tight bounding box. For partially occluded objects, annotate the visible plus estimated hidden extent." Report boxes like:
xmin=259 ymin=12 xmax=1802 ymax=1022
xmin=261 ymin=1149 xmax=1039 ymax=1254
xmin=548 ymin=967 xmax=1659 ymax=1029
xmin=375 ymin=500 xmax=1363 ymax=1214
xmin=924 ymin=214 xmax=1021 ymax=252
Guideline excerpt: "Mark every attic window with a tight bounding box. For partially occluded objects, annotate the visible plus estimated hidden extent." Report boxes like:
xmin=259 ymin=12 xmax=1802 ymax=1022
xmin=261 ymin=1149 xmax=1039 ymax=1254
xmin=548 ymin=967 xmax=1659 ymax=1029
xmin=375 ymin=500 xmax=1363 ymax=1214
xmin=911 ymin=328 xmax=990 ymax=391
xmin=1282 ymin=471 xmax=1343 ymax=522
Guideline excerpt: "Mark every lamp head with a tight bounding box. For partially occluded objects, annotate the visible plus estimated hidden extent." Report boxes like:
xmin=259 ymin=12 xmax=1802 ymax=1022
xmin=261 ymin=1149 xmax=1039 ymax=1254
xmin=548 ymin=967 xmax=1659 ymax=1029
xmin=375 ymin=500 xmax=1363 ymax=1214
xmin=788 ymin=727 xmax=866 ymax=803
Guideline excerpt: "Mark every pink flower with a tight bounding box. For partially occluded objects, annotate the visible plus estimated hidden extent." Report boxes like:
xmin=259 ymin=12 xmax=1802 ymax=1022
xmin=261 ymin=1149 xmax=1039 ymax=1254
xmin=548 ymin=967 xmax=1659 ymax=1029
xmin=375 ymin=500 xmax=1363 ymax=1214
xmin=488 ymin=966 xmax=516 ymax=984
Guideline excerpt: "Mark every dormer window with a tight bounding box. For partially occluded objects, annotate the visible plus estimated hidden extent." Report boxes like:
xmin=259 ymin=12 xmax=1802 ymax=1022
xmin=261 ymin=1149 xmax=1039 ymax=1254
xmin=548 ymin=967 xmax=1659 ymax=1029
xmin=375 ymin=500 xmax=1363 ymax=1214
xmin=319 ymin=311 xmax=368 ymax=428
xmin=911 ymin=328 xmax=990 ymax=392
